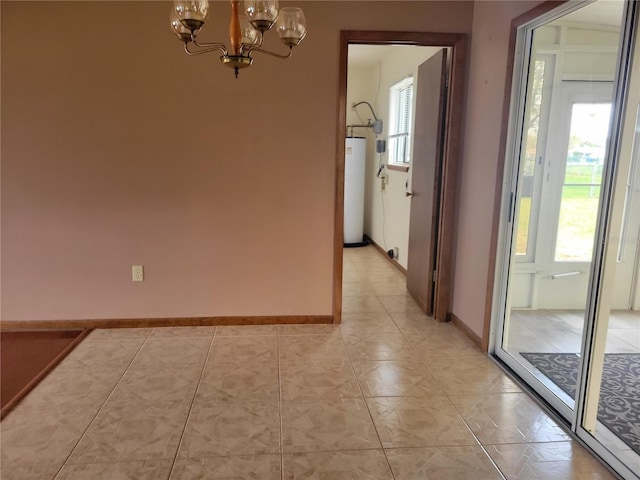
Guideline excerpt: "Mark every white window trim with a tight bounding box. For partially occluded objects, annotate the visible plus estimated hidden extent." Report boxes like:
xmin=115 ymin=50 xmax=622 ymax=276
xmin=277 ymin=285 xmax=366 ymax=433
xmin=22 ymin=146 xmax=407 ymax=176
xmin=388 ymin=76 xmax=414 ymax=165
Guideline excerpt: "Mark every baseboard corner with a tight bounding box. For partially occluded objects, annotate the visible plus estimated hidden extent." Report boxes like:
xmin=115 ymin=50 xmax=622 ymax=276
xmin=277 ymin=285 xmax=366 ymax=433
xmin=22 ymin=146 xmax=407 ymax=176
xmin=450 ymin=312 xmax=484 ymax=350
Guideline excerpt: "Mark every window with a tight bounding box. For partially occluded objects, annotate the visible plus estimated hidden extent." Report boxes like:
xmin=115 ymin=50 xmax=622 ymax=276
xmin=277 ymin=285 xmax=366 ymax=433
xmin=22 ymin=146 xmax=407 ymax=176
xmin=388 ymin=77 xmax=414 ymax=165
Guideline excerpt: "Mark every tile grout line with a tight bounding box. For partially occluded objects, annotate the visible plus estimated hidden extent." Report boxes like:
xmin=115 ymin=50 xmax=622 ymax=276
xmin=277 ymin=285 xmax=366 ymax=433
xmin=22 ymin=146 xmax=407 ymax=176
xmin=447 ymin=396 xmax=509 ymax=480
xmin=52 ymin=331 xmax=154 ymax=479
xmin=341 ymin=327 xmax=397 ymax=480
xmin=165 ymin=329 xmax=218 ymax=480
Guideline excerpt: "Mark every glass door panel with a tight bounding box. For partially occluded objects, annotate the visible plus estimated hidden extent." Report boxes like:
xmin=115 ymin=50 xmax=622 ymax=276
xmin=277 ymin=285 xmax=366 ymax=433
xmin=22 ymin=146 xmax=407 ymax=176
xmin=494 ymin=0 xmax=640 ymax=478
xmin=581 ymin=75 xmax=640 ymax=477
xmin=556 ymin=104 xmax=610 ymax=262
xmin=496 ymin=0 xmax=625 ymax=418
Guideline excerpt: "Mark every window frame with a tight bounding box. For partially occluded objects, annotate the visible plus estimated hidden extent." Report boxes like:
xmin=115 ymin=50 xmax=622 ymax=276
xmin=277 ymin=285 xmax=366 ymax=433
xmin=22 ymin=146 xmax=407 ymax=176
xmin=387 ymin=76 xmax=414 ymax=166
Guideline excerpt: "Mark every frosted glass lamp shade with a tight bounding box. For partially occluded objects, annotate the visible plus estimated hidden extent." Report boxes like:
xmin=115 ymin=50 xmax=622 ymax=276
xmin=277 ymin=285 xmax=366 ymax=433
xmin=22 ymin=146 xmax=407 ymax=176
xmin=170 ymin=9 xmax=193 ymax=41
xmin=244 ymin=0 xmax=279 ymax=31
xmin=276 ymin=7 xmax=306 ymax=47
xmin=240 ymin=16 xmax=260 ymax=46
xmin=174 ymin=0 xmax=209 ymax=31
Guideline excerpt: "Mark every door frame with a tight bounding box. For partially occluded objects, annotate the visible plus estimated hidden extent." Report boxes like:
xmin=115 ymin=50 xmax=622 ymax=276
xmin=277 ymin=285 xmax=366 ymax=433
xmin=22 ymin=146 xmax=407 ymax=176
xmin=333 ymin=31 xmax=468 ymax=324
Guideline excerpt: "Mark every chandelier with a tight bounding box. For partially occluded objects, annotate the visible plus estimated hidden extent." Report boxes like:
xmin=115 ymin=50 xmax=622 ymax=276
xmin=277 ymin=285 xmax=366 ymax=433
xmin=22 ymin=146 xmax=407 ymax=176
xmin=170 ymin=1 xmax=307 ymax=78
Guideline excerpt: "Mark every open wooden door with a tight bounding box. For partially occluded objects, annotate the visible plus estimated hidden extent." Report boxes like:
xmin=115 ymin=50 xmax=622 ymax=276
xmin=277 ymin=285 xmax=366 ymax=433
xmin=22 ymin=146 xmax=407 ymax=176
xmin=406 ymin=49 xmax=448 ymax=315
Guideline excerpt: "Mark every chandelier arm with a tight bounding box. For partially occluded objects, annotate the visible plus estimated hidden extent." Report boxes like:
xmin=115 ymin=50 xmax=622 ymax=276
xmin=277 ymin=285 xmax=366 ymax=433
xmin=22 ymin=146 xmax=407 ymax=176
xmin=191 ymin=38 xmax=229 ymax=52
xmin=249 ymin=47 xmax=293 ymax=59
xmin=241 ymin=31 xmax=265 ymax=56
xmin=184 ymin=43 xmax=228 ymax=56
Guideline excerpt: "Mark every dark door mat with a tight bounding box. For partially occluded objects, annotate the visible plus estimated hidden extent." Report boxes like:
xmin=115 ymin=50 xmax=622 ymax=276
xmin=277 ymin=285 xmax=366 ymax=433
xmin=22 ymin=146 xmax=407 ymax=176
xmin=1 ymin=329 xmax=90 ymax=418
xmin=521 ymin=352 xmax=640 ymax=456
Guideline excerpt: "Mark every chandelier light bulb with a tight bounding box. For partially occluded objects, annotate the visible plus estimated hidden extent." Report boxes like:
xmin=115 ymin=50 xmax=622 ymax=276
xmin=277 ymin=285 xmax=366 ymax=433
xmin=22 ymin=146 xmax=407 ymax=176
xmin=174 ymin=0 xmax=209 ymax=31
xmin=240 ymin=16 xmax=261 ymax=46
xmin=276 ymin=7 xmax=306 ymax=46
xmin=169 ymin=9 xmax=193 ymax=41
xmin=244 ymin=1 xmax=279 ymax=31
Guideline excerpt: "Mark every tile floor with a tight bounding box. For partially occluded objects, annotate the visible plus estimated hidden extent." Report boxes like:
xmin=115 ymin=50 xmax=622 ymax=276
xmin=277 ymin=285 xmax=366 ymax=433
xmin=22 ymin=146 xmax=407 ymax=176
xmin=507 ymin=309 xmax=640 ymax=355
xmin=0 ymin=246 xmax=618 ymax=479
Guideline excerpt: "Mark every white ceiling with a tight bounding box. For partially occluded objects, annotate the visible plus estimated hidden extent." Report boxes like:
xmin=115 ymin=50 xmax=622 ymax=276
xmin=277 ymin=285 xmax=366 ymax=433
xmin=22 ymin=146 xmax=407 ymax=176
xmin=554 ymin=0 xmax=625 ymax=27
xmin=348 ymin=45 xmax=421 ymax=68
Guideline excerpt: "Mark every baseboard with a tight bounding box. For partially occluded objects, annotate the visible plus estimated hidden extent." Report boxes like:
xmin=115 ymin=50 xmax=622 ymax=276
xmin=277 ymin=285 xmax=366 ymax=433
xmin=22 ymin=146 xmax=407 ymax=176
xmin=0 ymin=315 xmax=334 ymax=331
xmin=365 ymin=236 xmax=407 ymax=276
xmin=449 ymin=312 xmax=484 ymax=350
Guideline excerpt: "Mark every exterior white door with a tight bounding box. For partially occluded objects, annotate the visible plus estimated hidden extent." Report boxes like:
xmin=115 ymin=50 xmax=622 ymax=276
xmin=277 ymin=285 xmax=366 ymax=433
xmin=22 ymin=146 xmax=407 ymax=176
xmin=510 ymin=81 xmax=614 ymax=310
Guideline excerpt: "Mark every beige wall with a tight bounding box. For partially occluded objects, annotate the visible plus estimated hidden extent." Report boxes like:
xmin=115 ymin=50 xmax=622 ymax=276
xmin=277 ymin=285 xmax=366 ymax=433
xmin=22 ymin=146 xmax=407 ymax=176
xmin=451 ymin=0 xmax=545 ymax=338
xmin=0 ymin=1 xmax=473 ymax=321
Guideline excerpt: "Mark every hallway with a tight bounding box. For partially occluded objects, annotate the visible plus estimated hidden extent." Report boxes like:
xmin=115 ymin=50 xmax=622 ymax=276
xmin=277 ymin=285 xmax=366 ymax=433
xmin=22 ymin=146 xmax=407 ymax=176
xmin=0 ymin=246 xmax=615 ymax=479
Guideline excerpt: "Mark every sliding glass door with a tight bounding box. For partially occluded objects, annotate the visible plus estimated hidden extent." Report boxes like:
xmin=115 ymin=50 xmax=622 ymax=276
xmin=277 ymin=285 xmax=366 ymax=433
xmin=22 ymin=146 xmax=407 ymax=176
xmin=493 ymin=1 xmax=639 ymax=478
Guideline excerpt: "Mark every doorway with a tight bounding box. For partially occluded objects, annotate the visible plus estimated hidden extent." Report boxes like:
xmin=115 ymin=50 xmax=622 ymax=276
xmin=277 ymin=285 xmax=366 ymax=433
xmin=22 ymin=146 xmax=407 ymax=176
xmin=333 ymin=31 xmax=468 ymax=324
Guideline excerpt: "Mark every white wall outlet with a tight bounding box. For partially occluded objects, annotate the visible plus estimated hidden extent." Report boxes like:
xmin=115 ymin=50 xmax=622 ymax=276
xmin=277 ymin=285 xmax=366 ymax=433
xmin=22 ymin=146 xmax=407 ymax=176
xmin=132 ymin=265 xmax=144 ymax=282
xmin=393 ymin=247 xmax=399 ymax=259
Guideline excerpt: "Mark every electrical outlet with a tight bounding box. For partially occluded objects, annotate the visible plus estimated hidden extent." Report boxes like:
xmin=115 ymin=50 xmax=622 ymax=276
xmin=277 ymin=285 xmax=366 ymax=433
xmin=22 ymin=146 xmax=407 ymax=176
xmin=132 ymin=265 xmax=144 ymax=282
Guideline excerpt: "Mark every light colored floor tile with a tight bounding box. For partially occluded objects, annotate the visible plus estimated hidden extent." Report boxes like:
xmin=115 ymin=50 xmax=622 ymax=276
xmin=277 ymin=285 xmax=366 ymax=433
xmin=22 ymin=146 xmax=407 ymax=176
xmin=426 ymin=357 xmax=522 ymax=394
xmin=282 ymin=398 xmax=381 ymax=453
xmin=408 ymin=330 xmax=482 ymax=358
xmin=485 ymin=441 xmax=617 ymax=480
xmin=280 ymin=362 xmax=362 ymax=401
xmin=342 ymin=282 xmax=376 ymax=297
xmin=1 ymin=403 xmax=98 ymax=468
xmin=170 ymin=455 xmax=281 ymax=479
xmin=339 ymin=313 xmax=400 ymax=336
xmin=342 ymin=296 xmax=387 ymax=314
xmin=378 ymin=295 xmax=425 ymax=315
xmin=178 ymin=400 xmax=281 ymax=458
xmin=56 ymin=459 xmax=173 ymax=479
xmin=107 ymin=364 xmax=202 ymax=405
xmin=196 ymin=361 xmax=279 ymax=402
xmin=450 ymin=393 xmax=569 ymax=445
xmin=342 ymin=270 xmax=369 ymax=282
xmin=279 ymin=335 xmax=350 ymax=364
xmin=365 ymin=272 xmax=408 ymax=284
xmin=67 ymin=400 xmax=190 ymax=464
xmin=0 ymin=465 xmax=61 ymax=480
xmin=209 ymin=336 xmax=278 ymax=365
xmin=56 ymin=339 xmax=144 ymax=372
xmin=390 ymin=313 xmax=445 ymax=333
xmin=385 ymin=446 xmax=504 ymax=480
xmin=366 ymin=396 xmax=478 ymax=448
xmin=87 ymin=328 xmax=153 ymax=340
xmin=17 ymin=365 xmax=120 ymax=409
xmin=214 ymin=325 xmax=279 ymax=336
xmin=150 ymin=326 xmax=217 ymax=338
xmin=131 ymin=337 xmax=211 ymax=368
xmin=283 ymin=450 xmax=393 ymax=479
xmin=278 ymin=324 xmax=339 ymax=336
xmin=353 ymin=360 xmax=442 ymax=397
xmin=343 ymin=334 xmax=418 ymax=362
xmin=370 ymin=281 xmax=412 ymax=296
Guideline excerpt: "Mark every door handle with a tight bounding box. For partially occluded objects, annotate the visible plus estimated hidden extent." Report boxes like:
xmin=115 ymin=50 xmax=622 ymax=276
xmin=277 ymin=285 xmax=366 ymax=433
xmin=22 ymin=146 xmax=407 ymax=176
xmin=405 ymin=191 xmax=414 ymax=197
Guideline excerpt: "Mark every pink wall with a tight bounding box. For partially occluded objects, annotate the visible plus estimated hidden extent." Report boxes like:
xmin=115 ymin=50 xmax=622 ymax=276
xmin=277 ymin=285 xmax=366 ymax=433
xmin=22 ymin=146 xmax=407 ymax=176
xmin=1 ymin=1 xmax=473 ymax=321
xmin=451 ymin=0 xmax=545 ymax=339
